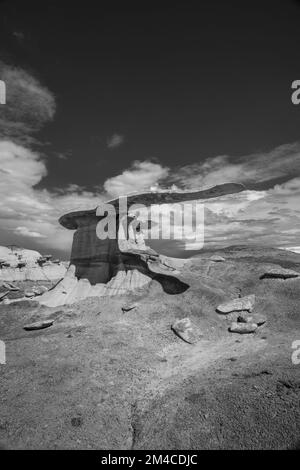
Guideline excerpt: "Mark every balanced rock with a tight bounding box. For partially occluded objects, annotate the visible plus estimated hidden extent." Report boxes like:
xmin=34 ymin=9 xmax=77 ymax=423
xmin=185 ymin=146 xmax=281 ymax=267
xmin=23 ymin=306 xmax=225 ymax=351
xmin=171 ymin=317 xmax=197 ymax=344
xmin=260 ymin=267 xmax=300 ymax=280
xmin=229 ymin=322 xmax=258 ymax=334
xmin=217 ymin=294 xmax=255 ymax=314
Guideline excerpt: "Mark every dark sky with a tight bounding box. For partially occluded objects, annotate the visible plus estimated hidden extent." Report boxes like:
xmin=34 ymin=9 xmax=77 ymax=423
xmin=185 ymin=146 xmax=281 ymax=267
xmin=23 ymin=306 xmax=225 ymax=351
xmin=1 ymin=0 xmax=300 ymax=191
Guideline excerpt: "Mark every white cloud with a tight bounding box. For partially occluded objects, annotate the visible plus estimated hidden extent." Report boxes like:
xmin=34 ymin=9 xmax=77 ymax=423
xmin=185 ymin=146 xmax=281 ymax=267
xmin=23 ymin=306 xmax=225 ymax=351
xmin=107 ymin=133 xmax=124 ymax=149
xmin=170 ymin=143 xmax=300 ymax=188
xmin=0 ymin=60 xmax=299 ymax=256
xmin=0 ymin=61 xmax=55 ymax=141
xmin=104 ymin=160 xmax=169 ymax=197
xmin=14 ymin=226 xmax=46 ymax=238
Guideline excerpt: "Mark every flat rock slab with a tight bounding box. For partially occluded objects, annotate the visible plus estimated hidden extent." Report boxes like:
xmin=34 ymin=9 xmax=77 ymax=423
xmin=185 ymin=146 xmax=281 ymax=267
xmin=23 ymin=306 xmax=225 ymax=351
xmin=229 ymin=322 xmax=258 ymax=334
xmin=171 ymin=317 xmax=197 ymax=344
xmin=260 ymin=268 xmax=300 ymax=279
xmin=217 ymin=294 xmax=256 ymax=314
xmin=23 ymin=320 xmax=54 ymax=331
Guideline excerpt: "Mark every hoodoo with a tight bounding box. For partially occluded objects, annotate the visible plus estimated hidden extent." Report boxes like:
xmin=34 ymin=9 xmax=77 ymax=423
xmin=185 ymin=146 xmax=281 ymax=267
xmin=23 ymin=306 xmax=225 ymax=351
xmin=38 ymin=183 xmax=245 ymax=307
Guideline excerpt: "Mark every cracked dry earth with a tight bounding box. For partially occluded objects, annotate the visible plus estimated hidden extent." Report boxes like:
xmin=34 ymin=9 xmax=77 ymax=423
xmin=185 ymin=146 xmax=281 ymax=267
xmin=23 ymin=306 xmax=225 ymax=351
xmin=0 ymin=246 xmax=300 ymax=449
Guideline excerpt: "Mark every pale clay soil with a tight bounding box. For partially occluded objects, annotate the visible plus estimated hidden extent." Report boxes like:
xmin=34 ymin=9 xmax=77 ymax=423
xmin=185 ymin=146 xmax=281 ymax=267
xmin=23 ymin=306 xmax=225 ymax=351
xmin=0 ymin=247 xmax=299 ymax=449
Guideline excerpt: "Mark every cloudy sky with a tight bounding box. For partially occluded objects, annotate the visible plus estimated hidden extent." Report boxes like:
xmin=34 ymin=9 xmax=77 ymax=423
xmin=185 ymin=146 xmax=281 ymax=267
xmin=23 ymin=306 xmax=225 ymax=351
xmin=0 ymin=0 xmax=300 ymax=258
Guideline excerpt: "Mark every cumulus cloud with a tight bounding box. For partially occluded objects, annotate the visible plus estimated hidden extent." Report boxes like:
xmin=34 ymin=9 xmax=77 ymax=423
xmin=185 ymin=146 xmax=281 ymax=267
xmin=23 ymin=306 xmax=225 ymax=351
xmin=106 ymin=133 xmax=124 ymax=149
xmin=169 ymin=143 xmax=300 ymax=189
xmin=0 ymin=61 xmax=55 ymax=142
xmin=104 ymin=160 xmax=169 ymax=197
xmin=14 ymin=226 xmax=46 ymax=239
xmin=0 ymin=140 xmax=105 ymax=254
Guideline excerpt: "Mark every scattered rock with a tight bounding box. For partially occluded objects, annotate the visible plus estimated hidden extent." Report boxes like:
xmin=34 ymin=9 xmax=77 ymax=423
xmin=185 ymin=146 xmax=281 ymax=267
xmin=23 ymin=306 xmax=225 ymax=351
xmin=210 ymin=255 xmax=226 ymax=262
xmin=23 ymin=320 xmax=54 ymax=331
xmin=237 ymin=312 xmax=267 ymax=326
xmin=171 ymin=317 xmax=197 ymax=344
xmin=217 ymin=294 xmax=255 ymax=314
xmin=24 ymin=291 xmax=35 ymax=298
xmin=122 ymin=302 xmax=139 ymax=313
xmin=0 ymin=291 xmax=9 ymax=301
xmin=2 ymin=282 xmax=20 ymax=291
xmin=229 ymin=322 xmax=258 ymax=334
xmin=260 ymin=267 xmax=300 ymax=280
xmin=32 ymin=285 xmax=48 ymax=296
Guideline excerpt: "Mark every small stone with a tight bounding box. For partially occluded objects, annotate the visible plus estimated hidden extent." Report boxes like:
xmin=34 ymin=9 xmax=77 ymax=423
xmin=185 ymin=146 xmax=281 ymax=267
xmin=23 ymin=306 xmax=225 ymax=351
xmin=260 ymin=267 xmax=300 ymax=280
xmin=217 ymin=294 xmax=255 ymax=314
xmin=210 ymin=255 xmax=226 ymax=262
xmin=238 ymin=312 xmax=267 ymax=326
xmin=0 ymin=291 xmax=9 ymax=301
xmin=122 ymin=302 xmax=139 ymax=312
xmin=172 ymin=317 xmax=197 ymax=344
xmin=23 ymin=320 xmax=53 ymax=331
xmin=24 ymin=291 xmax=35 ymax=298
xmin=229 ymin=322 xmax=258 ymax=334
xmin=32 ymin=286 xmax=48 ymax=296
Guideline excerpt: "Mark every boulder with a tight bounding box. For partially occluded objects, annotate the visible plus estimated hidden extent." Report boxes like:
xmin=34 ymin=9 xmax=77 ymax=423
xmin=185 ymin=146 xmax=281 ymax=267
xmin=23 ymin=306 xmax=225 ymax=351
xmin=237 ymin=312 xmax=267 ymax=326
xmin=260 ymin=267 xmax=300 ymax=279
xmin=217 ymin=294 xmax=256 ymax=314
xmin=229 ymin=322 xmax=258 ymax=334
xmin=171 ymin=317 xmax=197 ymax=344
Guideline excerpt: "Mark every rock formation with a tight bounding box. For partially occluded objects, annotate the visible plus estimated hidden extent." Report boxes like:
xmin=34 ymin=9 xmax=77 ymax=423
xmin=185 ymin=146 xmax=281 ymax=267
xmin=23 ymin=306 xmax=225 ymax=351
xmin=38 ymin=183 xmax=245 ymax=307
xmin=0 ymin=246 xmax=66 ymax=282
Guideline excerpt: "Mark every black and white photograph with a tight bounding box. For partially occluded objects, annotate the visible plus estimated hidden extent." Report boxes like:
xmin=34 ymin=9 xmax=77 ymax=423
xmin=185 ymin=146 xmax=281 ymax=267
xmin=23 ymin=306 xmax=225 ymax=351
xmin=0 ymin=0 xmax=300 ymax=454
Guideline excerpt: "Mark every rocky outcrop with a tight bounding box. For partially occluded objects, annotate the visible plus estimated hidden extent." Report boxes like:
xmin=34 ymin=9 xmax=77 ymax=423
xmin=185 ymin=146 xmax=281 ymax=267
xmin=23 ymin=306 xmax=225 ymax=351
xmin=0 ymin=246 xmax=66 ymax=282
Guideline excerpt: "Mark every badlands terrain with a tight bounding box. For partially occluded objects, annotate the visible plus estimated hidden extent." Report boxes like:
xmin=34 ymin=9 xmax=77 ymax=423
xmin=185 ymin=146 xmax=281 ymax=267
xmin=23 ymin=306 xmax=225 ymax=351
xmin=0 ymin=245 xmax=299 ymax=449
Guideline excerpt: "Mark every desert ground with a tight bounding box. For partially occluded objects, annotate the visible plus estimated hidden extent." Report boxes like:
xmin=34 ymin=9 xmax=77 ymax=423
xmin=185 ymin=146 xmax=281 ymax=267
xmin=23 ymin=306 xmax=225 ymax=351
xmin=0 ymin=246 xmax=299 ymax=449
